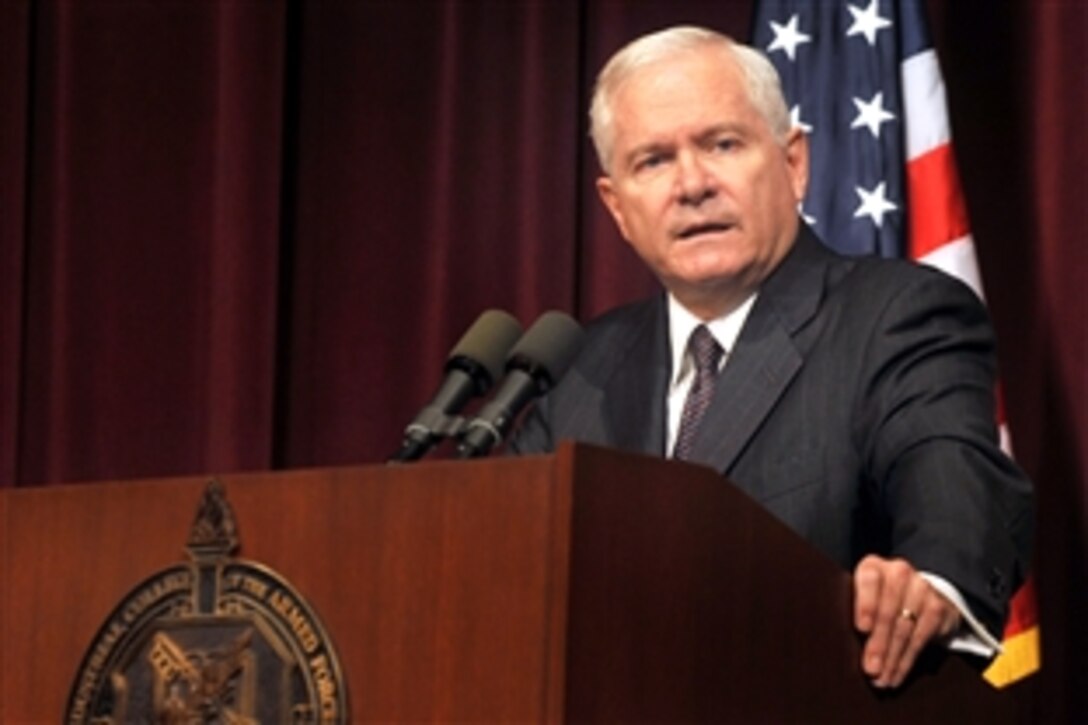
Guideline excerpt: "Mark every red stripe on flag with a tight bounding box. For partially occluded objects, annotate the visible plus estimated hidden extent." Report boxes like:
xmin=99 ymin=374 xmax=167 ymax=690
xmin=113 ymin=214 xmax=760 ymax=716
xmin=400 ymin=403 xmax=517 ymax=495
xmin=906 ymin=144 xmax=971 ymax=259
xmin=1003 ymin=577 xmax=1039 ymax=637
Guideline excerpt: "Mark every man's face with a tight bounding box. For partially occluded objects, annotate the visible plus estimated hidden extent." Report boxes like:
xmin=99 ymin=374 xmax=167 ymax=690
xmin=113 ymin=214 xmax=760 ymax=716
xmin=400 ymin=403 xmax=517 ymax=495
xmin=597 ymin=46 xmax=808 ymax=317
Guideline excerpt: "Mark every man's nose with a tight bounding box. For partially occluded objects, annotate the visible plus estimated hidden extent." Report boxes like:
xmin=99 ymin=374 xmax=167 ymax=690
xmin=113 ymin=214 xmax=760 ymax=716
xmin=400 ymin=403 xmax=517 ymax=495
xmin=674 ymin=151 xmax=716 ymax=205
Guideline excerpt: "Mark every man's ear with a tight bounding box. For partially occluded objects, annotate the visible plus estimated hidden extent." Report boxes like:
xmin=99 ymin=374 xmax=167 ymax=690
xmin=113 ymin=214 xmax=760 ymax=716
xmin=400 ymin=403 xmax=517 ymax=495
xmin=596 ymin=175 xmax=631 ymax=240
xmin=784 ymin=127 xmax=810 ymax=203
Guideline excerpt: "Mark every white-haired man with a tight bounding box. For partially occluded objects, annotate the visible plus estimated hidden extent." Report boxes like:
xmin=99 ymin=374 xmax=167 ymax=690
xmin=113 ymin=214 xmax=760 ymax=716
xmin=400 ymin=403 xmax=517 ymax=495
xmin=511 ymin=26 xmax=1032 ymax=689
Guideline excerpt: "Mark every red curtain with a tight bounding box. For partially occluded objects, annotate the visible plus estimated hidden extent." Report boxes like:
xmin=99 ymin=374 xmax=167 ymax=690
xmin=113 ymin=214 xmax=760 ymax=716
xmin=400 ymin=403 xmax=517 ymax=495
xmin=2 ymin=0 xmax=290 ymax=483
xmin=0 ymin=0 xmax=1083 ymax=718
xmin=928 ymin=3 xmax=1086 ymax=715
xmin=1023 ymin=2 xmax=1087 ymax=716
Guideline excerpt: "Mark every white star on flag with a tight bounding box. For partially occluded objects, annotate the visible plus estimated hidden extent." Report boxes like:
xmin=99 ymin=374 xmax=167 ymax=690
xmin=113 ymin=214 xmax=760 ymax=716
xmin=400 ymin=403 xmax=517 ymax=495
xmin=851 ymin=92 xmax=896 ymax=138
xmin=767 ymin=15 xmax=811 ymax=61
xmin=846 ymin=0 xmax=893 ymax=46
xmin=754 ymin=0 xmax=905 ymax=256
xmin=790 ymin=105 xmax=813 ymax=134
xmin=853 ymin=181 xmax=897 ymax=227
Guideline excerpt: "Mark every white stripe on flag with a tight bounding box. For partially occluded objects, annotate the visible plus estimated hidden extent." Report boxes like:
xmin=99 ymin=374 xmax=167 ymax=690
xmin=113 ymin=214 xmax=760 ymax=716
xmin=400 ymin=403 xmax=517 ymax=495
xmin=917 ymin=234 xmax=985 ymax=300
xmin=902 ymin=49 xmax=951 ymax=160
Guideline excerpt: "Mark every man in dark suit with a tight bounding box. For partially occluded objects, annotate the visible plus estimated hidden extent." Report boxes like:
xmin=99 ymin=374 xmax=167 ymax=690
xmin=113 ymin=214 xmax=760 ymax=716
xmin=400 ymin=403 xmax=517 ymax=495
xmin=509 ymin=26 xmax=1032 ymax=689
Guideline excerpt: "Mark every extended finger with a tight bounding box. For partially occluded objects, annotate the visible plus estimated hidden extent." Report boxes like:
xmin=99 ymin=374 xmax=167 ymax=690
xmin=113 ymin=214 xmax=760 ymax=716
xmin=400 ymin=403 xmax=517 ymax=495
xmin=860 ymin=559 xmax=912 ymax=677
xmin=853 ymin=555 xmax=884 ymax=634
xmin=885 ymin=589 xmax=963 ymax=687
xmin=876 ymin=575 xmax=932 ymax=687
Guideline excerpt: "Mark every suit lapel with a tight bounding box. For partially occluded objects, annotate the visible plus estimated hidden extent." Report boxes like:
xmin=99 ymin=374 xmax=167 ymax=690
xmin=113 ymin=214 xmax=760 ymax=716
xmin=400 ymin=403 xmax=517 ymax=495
xmin=601 ymin=296 xmax=671 ymax=457
xmin=686 ymin=228 xmax=832 ymax=472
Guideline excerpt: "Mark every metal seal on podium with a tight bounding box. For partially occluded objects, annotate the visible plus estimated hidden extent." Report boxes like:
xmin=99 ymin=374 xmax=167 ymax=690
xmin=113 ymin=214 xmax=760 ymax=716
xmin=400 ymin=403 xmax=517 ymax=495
xmin=65 ymin=480 xmax=348 ymax=723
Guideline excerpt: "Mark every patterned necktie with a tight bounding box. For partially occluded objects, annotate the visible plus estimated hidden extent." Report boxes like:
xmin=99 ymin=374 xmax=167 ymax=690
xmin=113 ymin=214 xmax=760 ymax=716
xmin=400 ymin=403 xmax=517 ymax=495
xmin=672 ymin=324 xmax=724 ymax=460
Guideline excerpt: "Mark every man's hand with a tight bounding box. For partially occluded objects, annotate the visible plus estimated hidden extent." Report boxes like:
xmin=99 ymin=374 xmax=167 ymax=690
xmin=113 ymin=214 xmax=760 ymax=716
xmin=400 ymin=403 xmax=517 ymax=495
xmin=853 ymin=555 xmax=962 ymax=688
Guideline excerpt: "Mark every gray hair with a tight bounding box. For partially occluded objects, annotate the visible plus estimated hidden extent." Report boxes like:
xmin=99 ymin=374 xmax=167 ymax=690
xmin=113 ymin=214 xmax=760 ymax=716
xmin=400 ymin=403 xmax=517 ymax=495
xmin=589 ymin=26 xmax=791 ymax=174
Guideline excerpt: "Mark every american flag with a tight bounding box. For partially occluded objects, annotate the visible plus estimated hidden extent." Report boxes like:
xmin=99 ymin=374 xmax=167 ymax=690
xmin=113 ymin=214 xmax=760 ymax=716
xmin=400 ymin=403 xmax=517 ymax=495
xmin=750 ymin=0 xmax=1039 ymax=687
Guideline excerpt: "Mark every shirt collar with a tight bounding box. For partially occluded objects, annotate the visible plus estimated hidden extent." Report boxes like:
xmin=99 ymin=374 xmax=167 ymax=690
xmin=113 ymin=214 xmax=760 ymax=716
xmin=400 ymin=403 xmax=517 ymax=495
xmin=667 ymin=292 xmax=758 ymax=387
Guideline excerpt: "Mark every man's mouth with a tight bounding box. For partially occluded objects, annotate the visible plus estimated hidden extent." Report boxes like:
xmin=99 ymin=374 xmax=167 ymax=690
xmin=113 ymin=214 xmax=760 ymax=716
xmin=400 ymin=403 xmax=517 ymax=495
xmin=675 ymin=221 xmax=734 ymax=240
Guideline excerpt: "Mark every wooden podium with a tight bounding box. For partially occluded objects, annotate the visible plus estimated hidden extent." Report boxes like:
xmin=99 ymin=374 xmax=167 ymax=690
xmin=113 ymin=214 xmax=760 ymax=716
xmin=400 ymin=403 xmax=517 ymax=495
xmin=0 ymin=442 xmax=1011 ymax=721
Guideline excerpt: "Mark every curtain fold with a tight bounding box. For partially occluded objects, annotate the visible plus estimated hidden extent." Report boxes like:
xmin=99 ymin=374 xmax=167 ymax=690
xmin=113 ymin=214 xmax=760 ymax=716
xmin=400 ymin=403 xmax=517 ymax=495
xmin=1028 ymin=1 xmax=1088 ymax=713
xmin=10 ymin=0 xmax=288 ymax=484
xmin=279 ymin=0 xmax=585 ymax=466
xmin=0 ymin=0 xmax=31 ymax=486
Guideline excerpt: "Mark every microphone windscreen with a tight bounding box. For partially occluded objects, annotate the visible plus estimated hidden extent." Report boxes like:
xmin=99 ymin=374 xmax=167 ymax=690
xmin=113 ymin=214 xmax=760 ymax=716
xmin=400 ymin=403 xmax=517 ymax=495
xmin=507 ymin=311 xmax=584 ymax=386
xmin=447 ymin=309 xmax=523 ymax=383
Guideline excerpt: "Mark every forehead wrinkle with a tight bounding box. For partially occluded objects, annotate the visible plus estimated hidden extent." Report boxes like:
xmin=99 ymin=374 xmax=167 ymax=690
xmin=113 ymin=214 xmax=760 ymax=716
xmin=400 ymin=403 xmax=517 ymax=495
xmin=613 ymin=57 xmax=763 ymax=138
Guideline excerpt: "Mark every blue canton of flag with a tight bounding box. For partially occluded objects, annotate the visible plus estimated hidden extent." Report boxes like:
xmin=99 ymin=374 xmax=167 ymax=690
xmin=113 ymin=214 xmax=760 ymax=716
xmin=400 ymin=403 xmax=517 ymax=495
xmin=752 ymin=0 xmax=926 ymax=257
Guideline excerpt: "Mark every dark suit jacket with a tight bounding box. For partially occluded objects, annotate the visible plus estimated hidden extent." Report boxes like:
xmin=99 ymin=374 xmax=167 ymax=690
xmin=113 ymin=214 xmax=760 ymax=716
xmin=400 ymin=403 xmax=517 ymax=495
xmin=510 ymin=227 xmax=1033 ymax=638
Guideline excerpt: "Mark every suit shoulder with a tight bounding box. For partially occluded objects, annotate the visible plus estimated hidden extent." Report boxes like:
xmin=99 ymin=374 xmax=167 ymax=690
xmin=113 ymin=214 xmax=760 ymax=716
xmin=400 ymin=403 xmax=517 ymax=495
xmin=566 ymin=296 xmax=663 ymax=382
xmin=581 ymin=295 xmax=661 ymax=346
xmin=833 ymin=253 xmax=984 ymax=309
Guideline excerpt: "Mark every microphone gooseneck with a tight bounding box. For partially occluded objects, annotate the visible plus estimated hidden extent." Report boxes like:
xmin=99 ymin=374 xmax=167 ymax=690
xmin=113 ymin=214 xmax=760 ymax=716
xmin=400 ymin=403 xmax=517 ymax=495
xmin=457 ymin=311 xmax=584 ymax=459
xmin=389 ymin=310 xmax=523 ymax=462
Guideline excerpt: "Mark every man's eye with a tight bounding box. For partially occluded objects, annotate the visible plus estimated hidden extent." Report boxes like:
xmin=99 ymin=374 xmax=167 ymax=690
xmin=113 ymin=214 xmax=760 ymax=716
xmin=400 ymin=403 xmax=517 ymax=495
xmin=636 ymin=154 xmax=666 ymax=171
xmin=714 ymin=138 xmax=739 ymax=152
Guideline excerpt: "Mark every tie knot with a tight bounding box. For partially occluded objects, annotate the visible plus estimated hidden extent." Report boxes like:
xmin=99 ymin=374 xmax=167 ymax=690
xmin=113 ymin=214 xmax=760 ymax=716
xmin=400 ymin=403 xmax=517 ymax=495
xmin=688 ymin=325 xmax=723 ymax=375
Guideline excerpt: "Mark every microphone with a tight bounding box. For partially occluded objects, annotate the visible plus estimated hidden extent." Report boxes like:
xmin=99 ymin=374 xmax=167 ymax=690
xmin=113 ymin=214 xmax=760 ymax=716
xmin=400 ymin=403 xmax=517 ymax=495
xmin=389 ymin=309 xmax=523 ymax=462
xmin=457 ymin=311 xmax=584 ymax=459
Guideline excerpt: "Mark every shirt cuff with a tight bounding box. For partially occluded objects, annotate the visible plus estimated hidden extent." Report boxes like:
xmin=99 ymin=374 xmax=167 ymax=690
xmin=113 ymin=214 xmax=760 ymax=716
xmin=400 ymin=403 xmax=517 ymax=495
xmin=920 ymin=572 xmax=1003 ymax=658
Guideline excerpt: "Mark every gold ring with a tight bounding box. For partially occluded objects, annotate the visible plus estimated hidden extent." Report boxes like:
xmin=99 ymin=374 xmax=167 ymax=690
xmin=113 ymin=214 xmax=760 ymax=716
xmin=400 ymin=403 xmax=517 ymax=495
xmin=900 ymin=608 xmax=919 ymax=624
